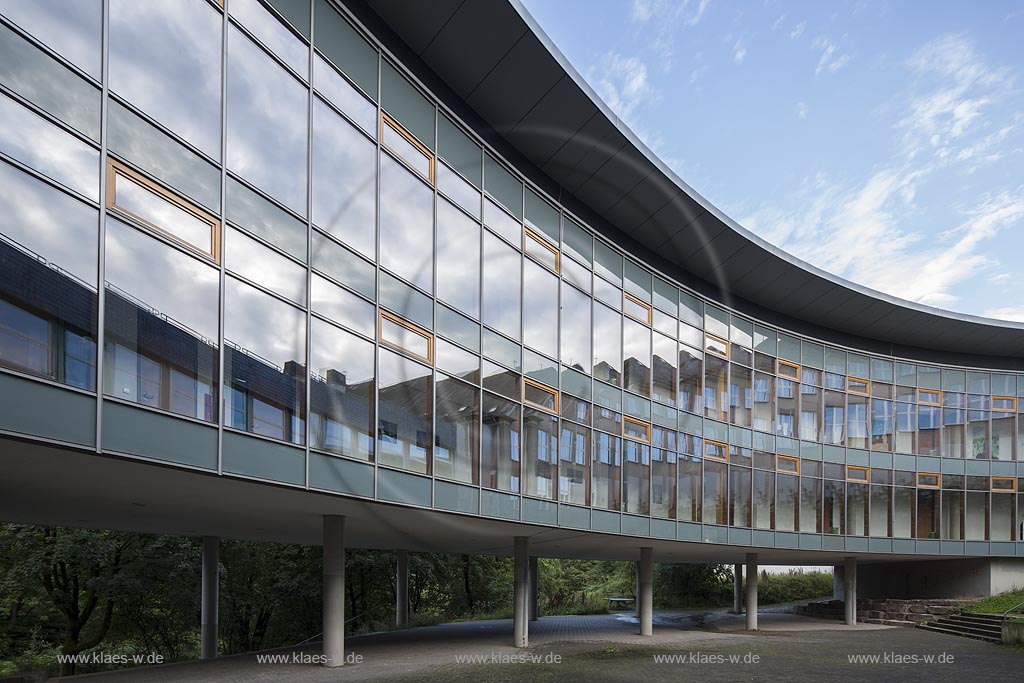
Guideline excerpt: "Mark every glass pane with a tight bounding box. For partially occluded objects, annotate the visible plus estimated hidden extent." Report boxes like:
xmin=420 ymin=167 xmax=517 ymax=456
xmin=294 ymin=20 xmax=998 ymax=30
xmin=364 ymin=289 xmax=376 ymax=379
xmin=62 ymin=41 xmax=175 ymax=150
xmin=623 ymin=441 xmax=650 ymax=515
xmin=435 ymin=374 xmax=479 ymax=484
xmin=377 ymin=348 xmax=431 ymax=474
xmin=559 ymin=421 xmax=590 ymax=505
xmin=109 ymin=0 xmax=222 ymax=158
xmin=310 ymin=274 xmax=374 ymax=338
xmin=227 ymin=25 xmax=307 ymax=214
xmin=381 ymin=315 xmax=430 ymax=361
xmin=383 ymin=120 xmax=431 ymax=180
xmin=593 ymin=302 xmax=621 ymax=386
xmin=0 ymin=0 xmax=101 ymax=77
xmin=0 ymin=161 xmax=98 ymax=388
xmin=436 ymin=198 xmax=480 ymax=318
xmin=560 ymin=282 xmax=591 ymax=374
xmin=225 ymin=227 xmax=306 ymax=306
xmin=312 ymin=0 xmax=377 ymax=99
xmin=309 ymin=317 xmax=373 ymax=460
xmin=226 ymin=176 xmax=307 ymax=261
xmin=678 ymin=344 xmax=702 ymax=414
xmin=0 ymin=94 xmax=98 ymax=200
xmin=523 ymin=406 xmax=557 ymax=499
xmin=523 ymin=259 xmax=557 ymax=358
xmin=314 ymin=54 xmax=375 ymax=135
xmin=113 ymin=169 xmax=214 ymax=257
xmin=224 ymin=276 xmax=306 ymax=444
xmin=623 ymin=316 xmax=650 ymax=397
xmin=379 ymin=154 xmax=433 ymax=291
xmin=435 ymin=338 xmax=479 ymax=383
xmin=311 ymin=229 xmax=375 ymax=299
xmin=481 ymin=391 xmax=520 ymax=492
xmin=437 ymin=161 xmax=480 ymax=218
xmin=482 ymin=231 xmax=520 ymax=339
xmin=484 ymin=197 xmax=520 ymax=244
xmin=104 ymin=218 xmax=218 ymax=420
xmin=592 ymin=430 xmax=621 ymax=510
xmin=230 ymin=0 xmax=308 ymax=77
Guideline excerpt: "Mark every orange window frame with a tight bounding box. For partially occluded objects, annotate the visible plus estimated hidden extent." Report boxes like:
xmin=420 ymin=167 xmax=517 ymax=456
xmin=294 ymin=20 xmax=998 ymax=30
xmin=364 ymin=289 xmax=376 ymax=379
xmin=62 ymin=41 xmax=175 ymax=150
xmin=622 ymin=416 xmax=651 ymax=443
xmin=848 ymin=377 xmax=871 ymax=395
xmin=623 ymin=292 xmax=652 ymax=326
xmin=846 ymin=465 xmax=870 ymax=482
xmin=917 ymin=472 xmax=941 ymax=489
xmin=917 ymin=388 xmax=942 ymax=406
xmin=991 ymin=476 xmax=1017 ymax=492
xmin=778 ymin=359 xmax=801 ymax=381
xmin=523 ymin=377 xmax=559 ymax=413
xmin=705 ymin=334 xmax=729 ymax=358
xmin=379 ymin=310 xmax=433 ymax=363
xmin=776 ymin=454 xmax=801 ymax=474
xmin=106 ymin=157 xmax=221 ymax=262
xmin=992 ymin=396 xmax=1017 ymax=413
xmin=380 ymin=111 xmax=435 ymax=184
xmin=703 ymin=439 xmax=728 ymax=461
xmin=523 ymin=227 xmax=560 ymax=273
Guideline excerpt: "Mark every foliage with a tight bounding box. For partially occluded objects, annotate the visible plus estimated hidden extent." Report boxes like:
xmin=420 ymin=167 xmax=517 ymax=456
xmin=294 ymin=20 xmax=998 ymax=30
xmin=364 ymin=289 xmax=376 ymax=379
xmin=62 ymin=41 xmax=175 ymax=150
xmin=963 ymin=588 xmax=1024 ymax=615
xmin=754 ymin=570 xmax=834 ymax=605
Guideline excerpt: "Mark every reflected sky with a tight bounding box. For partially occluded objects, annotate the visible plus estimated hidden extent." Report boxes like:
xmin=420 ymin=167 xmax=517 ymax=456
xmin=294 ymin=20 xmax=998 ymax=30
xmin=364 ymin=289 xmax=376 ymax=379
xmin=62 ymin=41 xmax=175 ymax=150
xmin=560 ymin=281 xmax=591 ymax=372
xmin=437 ymin=162 xmax=480 ymax=219
xmin=109 ymin=0 xmax=221 ymax=159
xmin=104 ymin=217 xmax=219 ymax=342
xmin=593 ymin=301 xmax=621 ymax=380
xmin=114 ymin=172 xmax=212 ymax=255
xmin=227 ymin=25 xmax=308 ymax=215
xmin=483 ymin=198 xmax=520 ymax=244
xmin=225 ymin=226 xmax=307 ymax=306
xmin=310 ymin=229 xmax=375 ymax=299
xmin=0 ymin=0 xmax=101 ymax=78
xmin=224 ymin=275 xmax=305 ymax=370
xmin=523 ymin=259 xmax=557 ymax=358
xmin=436 ymin=198 xmax=479 ymax=318
xmin=310 ymin=316 xmax=373 ymax=384
xmin=482 ymin=231 xmax=520 ymax=339
xmin=313 ymin=54 xmax=375 ymax=136
xmin=0 ymin=159 xmax=97 ymax=286
xmin=0 ymin=94 xmax=98 ymax=200
xmin=310 ymin=273 xmax=375 ymax=338
xmin=230 ymin=0 xmax=308 ymax=78
xmin=226 ymin=176 xmax=307 ymax=262
xmin=312 ymin=98 xmax=375 ymax=258
xmin=0 ymin=22 xmax=100 ymax=140
xmin=379 ymin=154 xmax=432 ymax=291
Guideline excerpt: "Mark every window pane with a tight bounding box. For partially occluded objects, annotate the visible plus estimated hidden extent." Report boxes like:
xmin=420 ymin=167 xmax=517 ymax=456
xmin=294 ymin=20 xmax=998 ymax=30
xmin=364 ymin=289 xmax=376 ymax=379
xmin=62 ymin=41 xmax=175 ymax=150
xmin=381 ymin=315 xmax=430 ymax=361
xmin=313 ymin=54 xmax=375 ymax=135
xmin=592 ymin=431 xmax=621 ymax=510
xmin=309 ymin=318 xmax=373 ymax=460
xmin=226 ymin=176 xmax=307 ymax=262
xmin=523 ymin=259 xmax=557 ymax=358
xmin=104 ymin=218 xmax=218 ymax=420
xmin=112 ymin=167 xmax=215 ymax=258
xmin=109 ymin=0 xmax=221 ymax=158
xmin=481 ymin=391 xmax=520 ymax=492
xmin=435 ymin=374 xmax=478 ymax=484
xmin=436 ymin=198 xmax=480 ymax=318
xmin=225 ymin=227 xmax=306 ymax=305
xmin=523 ymin=406 xmax=557 ymax=499
xmin=0 ymin=161 xmax=97 ymax=388
xmin=230 ymin=0 xmax=308 ymax=77
xmin=377 ymin=348 xmax=431 ymax=474
xmin=560 ymin=282 xmax=590 ymax=374
xmin=482 ymin=231 xmax=520 ymax=339
xmin=435 ymin=339 xmax=479 ymax=383
xmin=224 ymin=276 xmax=306 ymax=444
xmin=593 ymin=303 xmax=621 ymax=385
xmin=379 ymin=154 xmax=433 ymax=291
xmin=227 ymin=25 xmax=307 ymax=214
xmin=310 ymin=274 xmax=374 ymax=338
xmin=0 ymin=0 xmax=101 ymax=78
xmin=0 ymin=94 xmax=98 ymax=200
xmin=310 ymin=229 xmax=375 ymax=299
xmin=484 ymin=197 xmax=520 ymax=244
xmin=623 ymin=440 xmax=650 ymax=515
xmin=623 ymin=316 xmax=650 ymax=397
xmin=559 ymin=421 xmax=590 ymax=505
xmin=382 ymin=117 xmax=431 ymax=180
xmin=437 ymin=161 xmax=480 ymax=219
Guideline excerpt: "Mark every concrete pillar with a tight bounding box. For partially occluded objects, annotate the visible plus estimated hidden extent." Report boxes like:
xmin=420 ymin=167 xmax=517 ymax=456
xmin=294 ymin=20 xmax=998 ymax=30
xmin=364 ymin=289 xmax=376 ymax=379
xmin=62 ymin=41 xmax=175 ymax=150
xmin=513 ymin=537 xmax=529 ymax=647
xmin=638 ymin=547 xmax=653 ymax=636
xmin=396 ymin=550 xmax=409 ymax=627
xmin=745 ymin=553 xmax=758 ymax=631
xmin=733 ymin=563 xmax=744 ymax=614
xmin=529 ymin=556 xmax=540 ymax=621
xmin=323 ymin=515 xmax=346 ymax=667
xmin=833 ymin=564 xmax=845 ymax=600
xmin=200 ymin=536 xmax=219 ymax=660
xmin=844 ymin=557 xmax=858 ymax=626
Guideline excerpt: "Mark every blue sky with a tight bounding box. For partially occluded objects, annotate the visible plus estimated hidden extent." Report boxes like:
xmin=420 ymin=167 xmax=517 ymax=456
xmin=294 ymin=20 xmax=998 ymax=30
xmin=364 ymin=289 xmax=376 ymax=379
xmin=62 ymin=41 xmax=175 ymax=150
xmin=520 ymin=0 xmax=1024 ymax=321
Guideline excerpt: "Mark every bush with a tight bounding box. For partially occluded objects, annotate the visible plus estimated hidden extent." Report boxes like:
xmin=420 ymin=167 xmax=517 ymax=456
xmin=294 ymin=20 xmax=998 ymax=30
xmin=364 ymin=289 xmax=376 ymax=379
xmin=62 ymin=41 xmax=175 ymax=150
xmin=755 ymin=570 xmax=833 ymax=605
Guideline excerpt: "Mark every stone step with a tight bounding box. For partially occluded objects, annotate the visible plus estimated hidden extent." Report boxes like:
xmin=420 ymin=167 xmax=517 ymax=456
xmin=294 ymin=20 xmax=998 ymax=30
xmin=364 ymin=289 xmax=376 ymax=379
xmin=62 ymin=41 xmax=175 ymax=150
xmin=917 ymin=622 xmax=1001 ymax=643
xmin=930 ymin=618 xmax=1002 ymax=637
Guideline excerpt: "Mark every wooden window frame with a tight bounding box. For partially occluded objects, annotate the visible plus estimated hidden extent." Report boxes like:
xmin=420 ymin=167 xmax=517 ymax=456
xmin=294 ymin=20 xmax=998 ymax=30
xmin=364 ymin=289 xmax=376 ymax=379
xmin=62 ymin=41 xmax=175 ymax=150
xmin=916 ymin=472 xmax=941 ymax=489
xmin=917 ymin=388 xmax=942 ymax=406
xmin=523 ymin=227 xmax=560 ymax=273
xmin=992 ymin=476 xmax=1017 ymax=492
xmin=778 ymin=359 xmax=801 ymax=381
xmin=992 ymin=395 xmax=1017 ymax=413
xmin=380 ymin=111 xmax=435 ymax=184
xmin=776 ymin=454 xmax=801 ymax=474
xmin=623 ymin=292 xmax=652 ymax=326
xmin=703 ymin=438 xmax=728 ymax=461
xmin=848 ymin=377 xmax=871 ymax=395
xmin=379 ymin=310 xmax=433 ymax=363
xmin=846 ymin=465 xmax=870 ymax=482
xmin=106 ymin=157 xmax=221 ymax=262
xmin=705 ymin=334 xmax=729 ymax=359
xmin=622 ymin=416 xmax=651 ymax=443
xmin=523 ymin=377 xmax=558 ymax=414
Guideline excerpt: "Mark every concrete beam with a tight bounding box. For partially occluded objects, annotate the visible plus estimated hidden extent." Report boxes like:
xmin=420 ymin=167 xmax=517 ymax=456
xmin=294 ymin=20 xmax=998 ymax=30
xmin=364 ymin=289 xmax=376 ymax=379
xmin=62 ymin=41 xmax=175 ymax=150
xmin=200 ymin=536 xmax=218 ymax=660
xmin=745 ymin=553 xmax=758 ymax=631
xmin=396 ymin=549 xmax=409 ymax=627
xmin=638 ymin=547 xmax=653 ymax=636
xmin=323 ymin=515 xmax=346 ymax=667
xmin=733 ymin=563 xmax=743 ymax=614
xmin=529 ymin=555 xmax=540 ymax=621
xmin=844 ymin=557 xmax=858 ymax=626
xmin=513 ymin=537 xmax=529 ymax=647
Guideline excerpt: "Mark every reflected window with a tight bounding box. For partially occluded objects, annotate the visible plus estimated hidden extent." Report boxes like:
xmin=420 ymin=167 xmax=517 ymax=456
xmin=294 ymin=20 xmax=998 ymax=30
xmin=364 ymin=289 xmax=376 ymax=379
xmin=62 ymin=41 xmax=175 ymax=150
xmin=435 ymin=374 xmax=478 ymax=484
xmin=559 ymin=421 xmax=590 ymax=505
xmin=104 ymin=217 xmax=218 ymax=420
xmin=377 ymin=347 xmax=431 ymax=474
xmin=592 ymin=430 xmax=621 ymax=510
xmin=481 ymin=390 xmax=520 ymax=492
xmin=107 ymin=159 xmax=220 ymax=261
xmin=593 ymin=302 xmax=621 ymax=385
xmin=381 ymin=111 xmax=433 ymax=182
xmin=109 ymin=0 xmax=221 ymax=158
xmin=309 ymin=317 xmax=374 ymax=460
xmin=523 ymin=406 xmax=557 ymax=499
xmin=379 ymin=154 xmax=433 ymax=291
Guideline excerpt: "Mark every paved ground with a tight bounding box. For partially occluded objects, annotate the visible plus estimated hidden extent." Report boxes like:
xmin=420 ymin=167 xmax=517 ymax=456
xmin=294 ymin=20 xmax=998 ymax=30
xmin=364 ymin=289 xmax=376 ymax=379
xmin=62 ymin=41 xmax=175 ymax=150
xmin=67 ymin=611 xmax=1021 ymax=682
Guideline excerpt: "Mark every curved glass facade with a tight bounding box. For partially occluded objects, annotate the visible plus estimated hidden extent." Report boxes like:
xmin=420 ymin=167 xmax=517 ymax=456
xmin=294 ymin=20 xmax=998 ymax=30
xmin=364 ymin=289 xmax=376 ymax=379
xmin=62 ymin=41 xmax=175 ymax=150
xmin=0 ymin=0 xmax=1022 ymax=552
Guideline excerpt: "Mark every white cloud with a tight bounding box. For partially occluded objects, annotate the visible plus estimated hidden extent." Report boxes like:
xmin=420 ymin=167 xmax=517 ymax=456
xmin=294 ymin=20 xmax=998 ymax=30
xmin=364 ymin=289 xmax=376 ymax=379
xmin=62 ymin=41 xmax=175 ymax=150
xmin=771 ymin=14 xmax=785 ymax=31
xmin=984 ymin=306 xmax=1024 ymax=322
xmin=630 ymin=0 xmax=712 ymax=71
xmin=796 ymin=101 xmax=808 ymax=119
xmin=733 ymin=40 xmax=747 ymax=64
xmin=589 ymin=51 xmax=656 ymax=125
xmin=812 ymin=37 xmax=851 ymax=76
xmin=789 ymin=21 xmax=805 ymax=39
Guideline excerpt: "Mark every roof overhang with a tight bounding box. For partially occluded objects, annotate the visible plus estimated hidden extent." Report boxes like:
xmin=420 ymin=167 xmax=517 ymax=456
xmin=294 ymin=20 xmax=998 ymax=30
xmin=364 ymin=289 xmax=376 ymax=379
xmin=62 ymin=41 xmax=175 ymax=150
xmin=352 ymin=0 xmax=1024 ymax=368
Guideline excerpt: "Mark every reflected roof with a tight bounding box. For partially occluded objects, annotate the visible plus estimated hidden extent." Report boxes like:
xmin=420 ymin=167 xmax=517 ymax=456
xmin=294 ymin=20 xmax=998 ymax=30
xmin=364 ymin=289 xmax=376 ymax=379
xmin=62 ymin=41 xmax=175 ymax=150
xmin=357 ymin=0 xmax=1024 ymax=368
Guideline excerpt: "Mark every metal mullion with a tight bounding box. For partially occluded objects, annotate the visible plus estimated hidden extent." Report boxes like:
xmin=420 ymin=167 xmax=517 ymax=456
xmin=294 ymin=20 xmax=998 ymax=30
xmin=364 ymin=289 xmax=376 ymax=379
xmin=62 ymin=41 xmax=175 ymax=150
xmin=217 ymin=0 xmax=228 ymax=474
xmin=94 ymin=0 xmax=110 ymax=453
xmin=303 ymin=0 xmax=314 ymax=489
xmin=372 ymin=39 xmax=382 ymax=501
xmin=429 ymin=95 xmax=437 ymax=490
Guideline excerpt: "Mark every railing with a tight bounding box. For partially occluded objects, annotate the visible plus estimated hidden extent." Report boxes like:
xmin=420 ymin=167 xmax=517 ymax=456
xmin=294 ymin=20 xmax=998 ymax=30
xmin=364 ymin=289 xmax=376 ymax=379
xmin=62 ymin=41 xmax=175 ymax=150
xmin=1002 ymin=599 xmax=1024 ymax=624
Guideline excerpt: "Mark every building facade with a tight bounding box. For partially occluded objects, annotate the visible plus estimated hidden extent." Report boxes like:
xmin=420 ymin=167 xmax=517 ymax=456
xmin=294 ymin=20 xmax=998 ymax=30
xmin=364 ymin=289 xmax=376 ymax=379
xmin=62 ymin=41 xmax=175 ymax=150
xmin=1 ymin=0 xmax=1023 ymax=660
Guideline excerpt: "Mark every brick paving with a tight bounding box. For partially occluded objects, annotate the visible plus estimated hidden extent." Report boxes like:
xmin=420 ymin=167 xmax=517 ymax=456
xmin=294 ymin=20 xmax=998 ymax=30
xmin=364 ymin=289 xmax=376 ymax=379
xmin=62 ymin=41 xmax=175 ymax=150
xmin=66 ymin=611 xmax=1020 ymax=682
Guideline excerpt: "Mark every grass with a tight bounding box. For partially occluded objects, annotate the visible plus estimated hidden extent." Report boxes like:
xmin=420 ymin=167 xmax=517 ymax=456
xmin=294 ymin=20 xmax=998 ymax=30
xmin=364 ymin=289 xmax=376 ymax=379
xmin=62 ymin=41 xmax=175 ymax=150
xmin=963 ymin=588 xmax=1024 ymax=615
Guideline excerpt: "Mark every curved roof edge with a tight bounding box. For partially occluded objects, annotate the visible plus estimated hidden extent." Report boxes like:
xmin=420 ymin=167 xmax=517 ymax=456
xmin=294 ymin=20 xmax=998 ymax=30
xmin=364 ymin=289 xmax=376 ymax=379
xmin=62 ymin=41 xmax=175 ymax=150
xmin=357 ymin=0 xmax=1024 ymax=367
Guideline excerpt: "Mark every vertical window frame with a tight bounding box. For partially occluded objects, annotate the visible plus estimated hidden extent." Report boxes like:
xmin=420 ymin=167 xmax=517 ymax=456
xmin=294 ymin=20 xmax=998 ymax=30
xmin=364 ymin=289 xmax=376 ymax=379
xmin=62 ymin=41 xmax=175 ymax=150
xmin=703 ymin=438 xmax=728 ymax=461
xmin=622 ymin=416 xmax=651 ymax=443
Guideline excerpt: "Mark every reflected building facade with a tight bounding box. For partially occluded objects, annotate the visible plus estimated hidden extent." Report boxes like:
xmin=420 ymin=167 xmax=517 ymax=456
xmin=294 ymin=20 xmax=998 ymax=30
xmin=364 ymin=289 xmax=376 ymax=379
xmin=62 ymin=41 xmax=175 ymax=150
xmin=1 ymin=0 xmax=1024 ymax=576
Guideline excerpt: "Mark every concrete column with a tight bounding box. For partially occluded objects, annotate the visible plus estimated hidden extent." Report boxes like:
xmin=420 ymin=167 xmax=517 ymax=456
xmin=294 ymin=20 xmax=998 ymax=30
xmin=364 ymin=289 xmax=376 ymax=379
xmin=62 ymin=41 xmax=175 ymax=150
xmin=396 ymin=550 xmax=409 ymax=627
xmin=513 ymin=537 xmax=529 ymax=647
xmin=200 ymin=536 xmax=219 ymax=660
xmin=733 ymin=563 xmax=744 ymax=614
xmin=844 ymin=557 xmax=858 ymax=626
xmin=638 ymin=547 xmax=653 ymax=636
xmin=745 ymin=553 xmax=758 ymax=630
xmin=833 ymin=564 xmax=845 ymax=600
xmin=529 ymin=556 xmax=540 ymax=621
xmin=323 ymin=515 xmax=346 ymax=667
